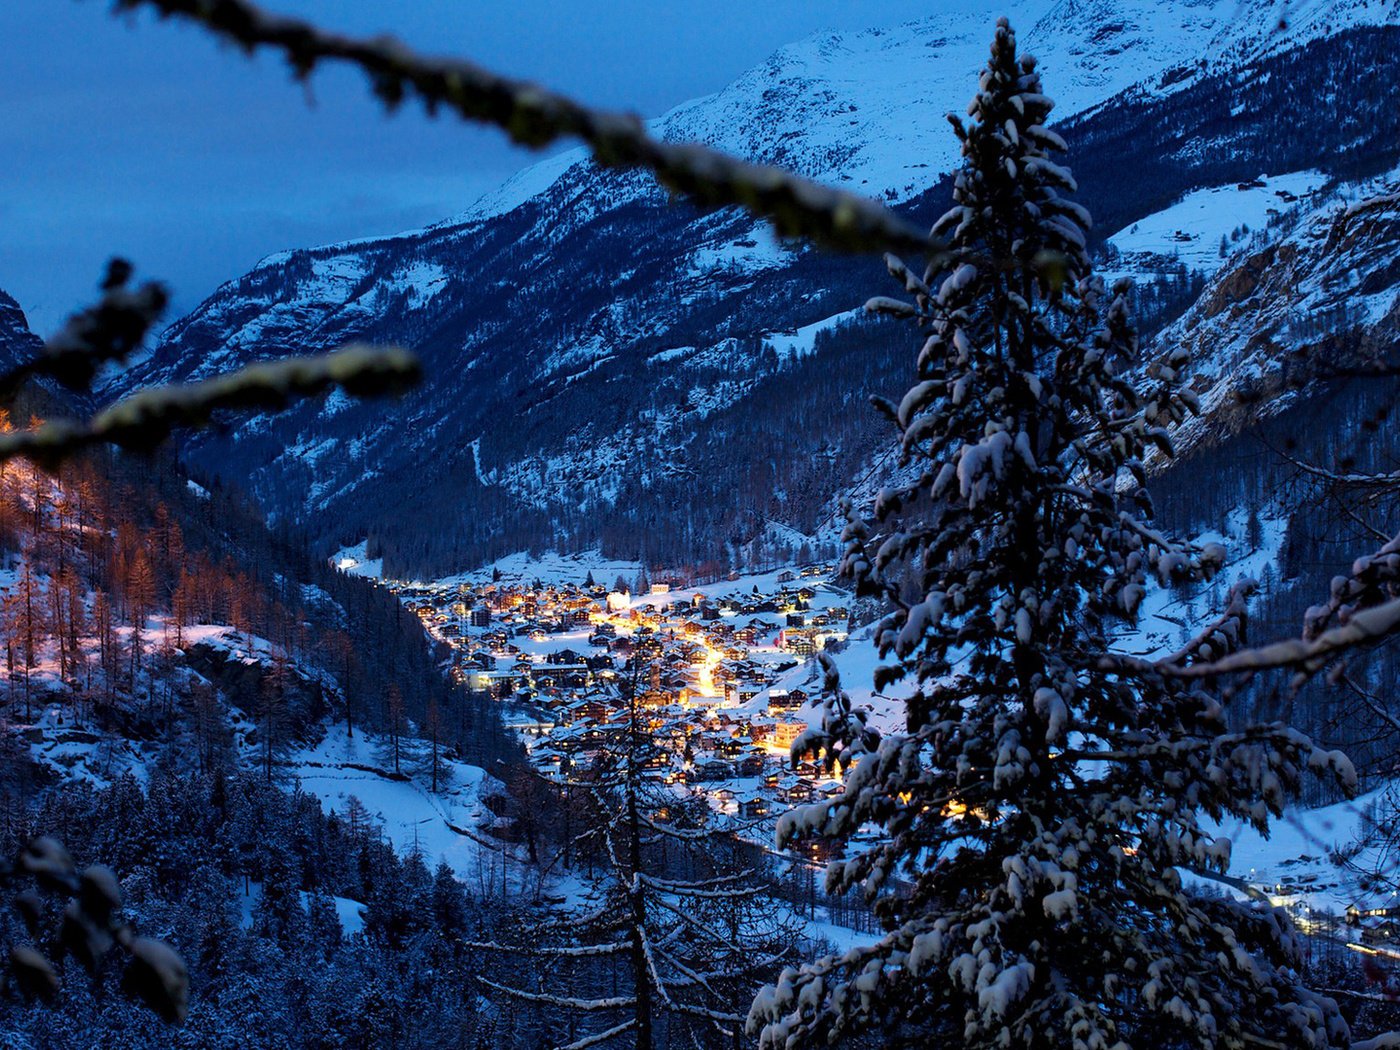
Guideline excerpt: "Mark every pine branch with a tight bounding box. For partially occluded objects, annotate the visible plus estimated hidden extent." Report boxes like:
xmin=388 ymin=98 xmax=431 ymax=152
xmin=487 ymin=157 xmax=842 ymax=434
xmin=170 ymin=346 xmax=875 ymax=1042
xmin=0 ymin=346 xmax=421 ymax=467
xmin=110 ymin=0 xmax=937 ymax=256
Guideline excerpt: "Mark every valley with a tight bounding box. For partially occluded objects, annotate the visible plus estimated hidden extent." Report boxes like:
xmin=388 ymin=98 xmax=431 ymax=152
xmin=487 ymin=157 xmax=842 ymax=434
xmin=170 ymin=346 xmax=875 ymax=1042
xmin=6 ymin=0 xmax=1400 ymax=1046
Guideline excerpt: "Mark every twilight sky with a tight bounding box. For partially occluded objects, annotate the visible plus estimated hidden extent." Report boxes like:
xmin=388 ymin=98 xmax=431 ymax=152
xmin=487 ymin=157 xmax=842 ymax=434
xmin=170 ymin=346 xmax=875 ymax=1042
xmin=2 ymin=0 xmax=947 ymax=334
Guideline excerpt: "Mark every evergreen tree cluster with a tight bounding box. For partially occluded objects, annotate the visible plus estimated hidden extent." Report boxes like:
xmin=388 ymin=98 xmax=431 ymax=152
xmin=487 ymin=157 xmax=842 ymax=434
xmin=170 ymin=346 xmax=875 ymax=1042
xmin=0 ymin=770 xmax=497 ymax=1048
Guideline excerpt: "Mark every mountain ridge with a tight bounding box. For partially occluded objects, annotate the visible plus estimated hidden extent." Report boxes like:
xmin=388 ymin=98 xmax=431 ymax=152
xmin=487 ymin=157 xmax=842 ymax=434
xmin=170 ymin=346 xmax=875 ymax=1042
xmin=110 ymin=2 xmax=1400 ymax=578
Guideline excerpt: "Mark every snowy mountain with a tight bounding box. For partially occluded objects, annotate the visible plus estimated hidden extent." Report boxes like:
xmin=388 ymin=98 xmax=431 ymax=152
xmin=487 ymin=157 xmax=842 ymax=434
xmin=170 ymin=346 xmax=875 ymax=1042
xmin=109 ymin=1 xmax=1400 ymax=577
xmin=0 ymin=288 xmax=43 ymax=375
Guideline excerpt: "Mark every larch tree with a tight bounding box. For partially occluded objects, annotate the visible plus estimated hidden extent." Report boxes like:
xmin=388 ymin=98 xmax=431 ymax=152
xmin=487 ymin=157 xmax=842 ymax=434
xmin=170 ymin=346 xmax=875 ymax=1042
xmin=17 ymin=559 xmax=43 ymax=721
xmin=752 ymin=20 xmax=1359 ymax=1050
xmin=125 ymin=545 xmax=157 ymax=683
xmin=385 ymin=682 xmax=405 ymax=776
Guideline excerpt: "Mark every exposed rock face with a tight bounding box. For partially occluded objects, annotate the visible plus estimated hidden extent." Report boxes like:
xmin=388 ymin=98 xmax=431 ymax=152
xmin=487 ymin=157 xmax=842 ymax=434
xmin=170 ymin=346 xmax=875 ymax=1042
xmin=1165 ymin=186 xmax=1400 ymax=456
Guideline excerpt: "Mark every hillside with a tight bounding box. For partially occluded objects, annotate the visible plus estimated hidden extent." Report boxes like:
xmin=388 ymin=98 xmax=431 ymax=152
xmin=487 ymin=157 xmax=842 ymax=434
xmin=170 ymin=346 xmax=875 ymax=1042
xmin=0 ymin=288 xmax=516 ymax=849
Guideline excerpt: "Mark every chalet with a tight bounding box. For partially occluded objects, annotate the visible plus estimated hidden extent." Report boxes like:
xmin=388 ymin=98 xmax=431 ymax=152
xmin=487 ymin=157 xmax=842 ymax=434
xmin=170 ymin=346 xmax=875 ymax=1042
xmin=642 ymin=750 xmax=671 ymax=771
xmin=779 ymin=630 xmax=816 ymax=657
xmin=638 ymin=689 xmax=671 ymax=709
xmin=781 ymin=780 xmax=816 ymax=804
xmin=768 ymin=688 xmax=805 ymax=712
xmin=771 ymin=721 xmax=805 ymax=752
xmin=580 ymin=699 xmax=611 ymax=722
xmin=695 ymin=759 xmax=732 ymax=782
xmin=726 ymin=680 xmax=764 ymax=707
xmin=740 ymin=796 xmax=770 ymax=819
xmin=736 ymin=753 xmax=765 ymax=778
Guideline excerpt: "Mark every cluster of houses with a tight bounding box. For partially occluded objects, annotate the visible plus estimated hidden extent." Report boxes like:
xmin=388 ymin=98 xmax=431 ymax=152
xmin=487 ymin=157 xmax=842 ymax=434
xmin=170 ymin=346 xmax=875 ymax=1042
xmin=393 ymin=566 xmax=854 ymax=837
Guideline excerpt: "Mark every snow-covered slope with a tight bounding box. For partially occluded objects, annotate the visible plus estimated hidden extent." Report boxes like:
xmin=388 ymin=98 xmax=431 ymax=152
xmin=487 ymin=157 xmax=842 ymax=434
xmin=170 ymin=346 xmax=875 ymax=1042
xmin=1158 ymin=169 xmax=1400 ymax=453
xmin=452 ymin=0 xmax=1396 ymax=220
xmin=109 ymin=2 xmax=1400 ymax=577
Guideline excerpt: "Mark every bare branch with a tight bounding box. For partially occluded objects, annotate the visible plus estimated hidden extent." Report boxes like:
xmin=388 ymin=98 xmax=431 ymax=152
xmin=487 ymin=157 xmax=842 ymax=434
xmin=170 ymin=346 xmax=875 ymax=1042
xmin=462 ymin=939 xmax=630 ymax=958
xmin=1128 ymin=595 xmax=1400 ymax=679
xmin=555 ymin=1018 xmax=638 ymax=1050
xmin=476 ymin=976 xmax=635 ymax=1012
xmin=0 ymin=259 xmax=167 ymax=399
xmin=0 ymin=345 xmax=420 ymax=467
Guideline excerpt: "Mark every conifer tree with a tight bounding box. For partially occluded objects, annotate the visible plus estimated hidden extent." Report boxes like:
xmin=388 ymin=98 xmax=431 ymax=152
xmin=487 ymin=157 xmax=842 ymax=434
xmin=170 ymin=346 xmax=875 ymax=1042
xmin=753 ymin=20 xmax=1357 ymax=1050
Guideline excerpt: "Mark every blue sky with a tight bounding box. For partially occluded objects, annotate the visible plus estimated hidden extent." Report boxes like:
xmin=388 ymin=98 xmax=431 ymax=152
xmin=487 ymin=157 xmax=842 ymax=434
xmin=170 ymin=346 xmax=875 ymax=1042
xmin=2 ymin=0 xmax=943 ymax=333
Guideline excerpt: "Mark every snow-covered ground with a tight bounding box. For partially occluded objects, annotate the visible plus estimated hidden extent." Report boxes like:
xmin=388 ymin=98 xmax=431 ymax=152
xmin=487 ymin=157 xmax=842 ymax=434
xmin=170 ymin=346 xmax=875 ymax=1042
xmin=763 ymin=308 xmax=865 ymax=363
xmin=285 ymin=726 xmax=513 ymax=885
xmin=1104 ymin=170 xmax=1328 ymax=280
xmin=1210 ymin=785 xmax=1389 ymax=914
xmin=331 ymin=540 xmax=384 ymax=580
xmin=428 ymin=549 xmax=645 ymax=590
xmin=237 ymin=881 xmax=368 ymax=937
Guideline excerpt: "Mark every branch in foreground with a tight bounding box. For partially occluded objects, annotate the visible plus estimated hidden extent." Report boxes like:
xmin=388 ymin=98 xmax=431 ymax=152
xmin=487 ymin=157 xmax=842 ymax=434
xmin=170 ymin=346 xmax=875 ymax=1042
xmin=112 ymin=0 xmax=936 ymax=256
xmin=0 ymin=345 xmax=421 ymax=467
xmin=4 ymin=837 xmax=188 ymax=1023
xmin=0 ymin=259 xmax=167 ymax=399
xmin=1105 ymin=595 xmax=1400 ymax=680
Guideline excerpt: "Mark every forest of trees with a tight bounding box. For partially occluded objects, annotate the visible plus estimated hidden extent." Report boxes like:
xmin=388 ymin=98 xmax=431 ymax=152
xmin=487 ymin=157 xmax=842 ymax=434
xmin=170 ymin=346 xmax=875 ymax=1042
xmin=0 ymin=390 xmax=507 ymax=772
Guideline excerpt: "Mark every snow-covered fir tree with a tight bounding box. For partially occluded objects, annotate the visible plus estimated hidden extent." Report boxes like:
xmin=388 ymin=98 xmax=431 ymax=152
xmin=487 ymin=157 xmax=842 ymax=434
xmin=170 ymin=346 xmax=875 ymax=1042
xmin=751 ymin=19 xmax=1359 ymax=1050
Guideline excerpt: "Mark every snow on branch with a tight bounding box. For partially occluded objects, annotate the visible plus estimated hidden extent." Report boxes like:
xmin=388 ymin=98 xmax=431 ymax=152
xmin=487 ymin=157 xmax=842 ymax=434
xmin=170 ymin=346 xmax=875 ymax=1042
xmin=0 ymin=345 xmax=421 ymax=467
xmin=1124 ymin=595 xmax=1400 ymax=679
xmin=475 ymin=976 xmax=635 ymax=1012
xmin=460 ymin=939 xmax=630 ymax=958
xmin=637 ymin=871 xmax=752 ymax=893
xmin=113 ymin=0 xmax=938 ymax=256
xmin=555 ymin=1018 xmax=639 ymax=1050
